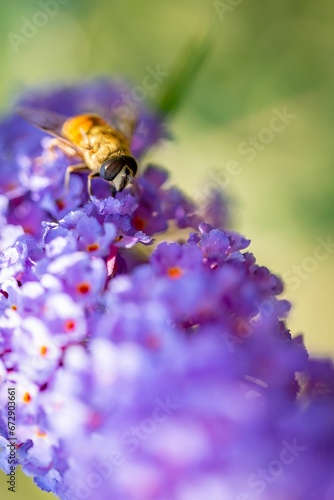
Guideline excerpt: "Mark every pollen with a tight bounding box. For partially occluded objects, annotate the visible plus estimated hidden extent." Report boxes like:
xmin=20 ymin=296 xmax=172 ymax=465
xmin=36 ymin=430 xmax=47 ymax=438
xmin=167 ymin=266 xmax=184 ymax=279
xmin=65 ymin=320 xmax=76 ymax=332
xmin=87 ymin=242 xmax=100 ymax=252
xmin=132 ymin=216 xmax=145 ymax=231
xmin=77 ymin=282 xmax=91 ymax=294
xmin=40 ymin=345 xmax=48 ymax=356
xmin=55 ymin=199 xmax=65 ymax=210
xmin=11 ymin=304 xmax=17 ymax=311
xmin=23 ymin=392 xmax=31 ymax=403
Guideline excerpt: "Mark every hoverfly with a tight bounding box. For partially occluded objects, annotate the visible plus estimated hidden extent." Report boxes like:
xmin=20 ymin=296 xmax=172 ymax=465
xmin=17 ymin=106 xmax=138 ymax=196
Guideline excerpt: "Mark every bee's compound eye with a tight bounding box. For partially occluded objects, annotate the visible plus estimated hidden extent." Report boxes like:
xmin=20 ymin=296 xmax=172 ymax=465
xmin=121 ymin=156 xmax=138 ymax=176
xmin=100 ymin=157 xmax=124 ymax=181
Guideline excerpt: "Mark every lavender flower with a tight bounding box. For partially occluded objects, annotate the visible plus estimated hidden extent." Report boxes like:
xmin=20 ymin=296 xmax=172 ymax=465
xmin=0 ymin=81 xmax=334 ymax=500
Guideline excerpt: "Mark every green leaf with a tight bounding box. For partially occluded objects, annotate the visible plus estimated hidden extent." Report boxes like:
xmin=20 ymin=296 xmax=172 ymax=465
xmin=156 ymin=23 xmax=218 ymax=117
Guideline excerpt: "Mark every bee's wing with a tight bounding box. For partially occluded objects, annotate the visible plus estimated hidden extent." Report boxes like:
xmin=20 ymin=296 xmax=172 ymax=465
xmin=108 ymin=105 xmax=138 ymax=141
xmin=17 ymin=106 xmax=82 ymax=153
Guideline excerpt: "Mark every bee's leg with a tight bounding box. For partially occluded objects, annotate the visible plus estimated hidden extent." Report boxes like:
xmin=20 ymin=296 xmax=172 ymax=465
xmin=110 ymin=184 xmax=117 ymax=197
xmin=79 ymin=127 xmax=92 ymax=149
xmin=87 ymin=171 xmax=100 ymax=197
xmin=44 ymin=138 xmax=79 ymax=162
xmin=35 ymin=139 xmax=60 ymax=167
xmin=65 ymin=164 xmax=90 ymax=191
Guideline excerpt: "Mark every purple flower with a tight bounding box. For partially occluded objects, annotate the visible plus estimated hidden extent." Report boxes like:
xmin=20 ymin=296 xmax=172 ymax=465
xmin=36 ymin=252 xmax=107 ymax=305
xmin=0 ymin=240 xmax=28 ymax=282
xmin=0 ymin=82 xmax=333 ymax=500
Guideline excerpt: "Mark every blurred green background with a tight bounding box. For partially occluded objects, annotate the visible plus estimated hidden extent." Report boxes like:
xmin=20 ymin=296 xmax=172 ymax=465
xmin=0 ymin=0 xmax=333 ymax=497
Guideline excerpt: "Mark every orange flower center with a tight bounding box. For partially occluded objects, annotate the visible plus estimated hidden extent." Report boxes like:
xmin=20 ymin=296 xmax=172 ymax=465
xmin=167 ymin=266 xmax=183 ymax=279
xmin=40 ymin=345 xmax=48 ymax=356
xmin=132 ymin=216 xmax=145 ymax=231
xmin=23 ymin=392 xmax=31 ymax=403
xmin=77 ymin=282 xmax=91 ymax=294
xmin=87 ymin=243 xmax=99 ymax=252
xmin=55 ymin=199 xmax=65 ymax=210
xmin=36 ymin=430 xmax=47 ymax=438
xmin=65 ymin=320 xmax=76 ymax=332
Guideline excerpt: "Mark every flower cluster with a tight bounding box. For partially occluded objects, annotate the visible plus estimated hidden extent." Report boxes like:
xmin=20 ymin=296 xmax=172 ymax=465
xmin=0 ymin=82 xmax=334 ymax=500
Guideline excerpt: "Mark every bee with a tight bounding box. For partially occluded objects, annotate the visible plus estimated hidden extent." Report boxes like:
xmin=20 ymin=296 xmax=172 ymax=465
xmin=17 ymin=106 xmax=138 ymax=195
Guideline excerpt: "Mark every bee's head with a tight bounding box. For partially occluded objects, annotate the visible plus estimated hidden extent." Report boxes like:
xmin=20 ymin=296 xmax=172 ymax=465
xmin=100 ymin=155 xmax=138 ymax=191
